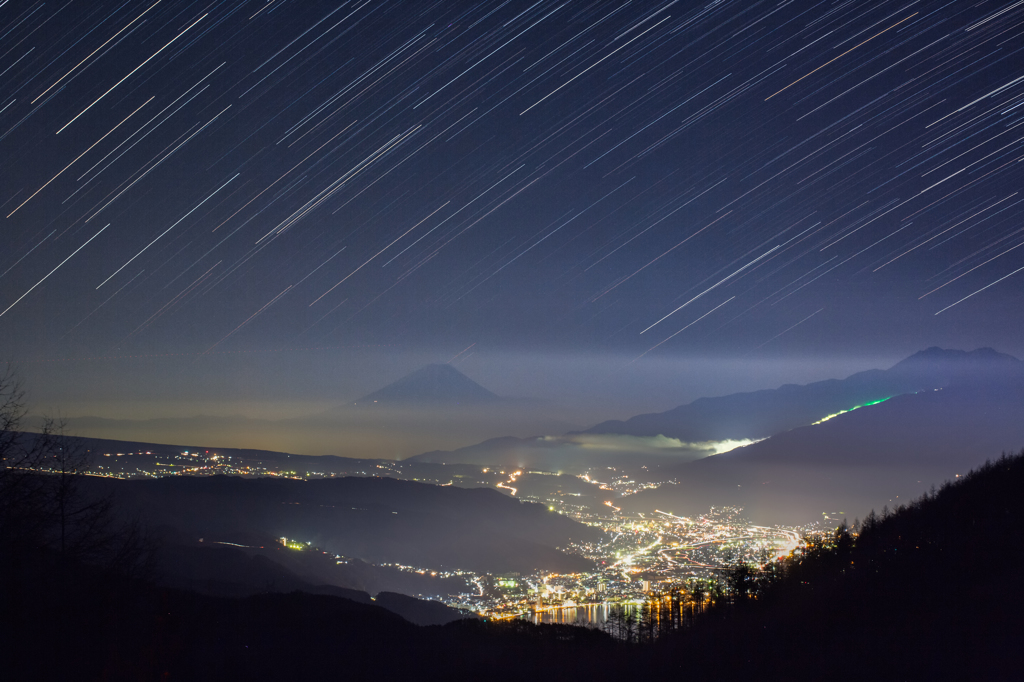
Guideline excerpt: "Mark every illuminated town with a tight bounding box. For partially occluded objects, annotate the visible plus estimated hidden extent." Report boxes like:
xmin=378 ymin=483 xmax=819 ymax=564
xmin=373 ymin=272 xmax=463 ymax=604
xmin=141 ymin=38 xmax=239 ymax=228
xmin=80 ymin=446 xmax=821 ymax=625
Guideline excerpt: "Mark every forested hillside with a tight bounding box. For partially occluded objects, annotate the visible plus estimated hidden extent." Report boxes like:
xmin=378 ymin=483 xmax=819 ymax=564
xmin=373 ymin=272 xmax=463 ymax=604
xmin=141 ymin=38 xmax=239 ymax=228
xmin=650 ymin=450 xmax=1024 ymax=680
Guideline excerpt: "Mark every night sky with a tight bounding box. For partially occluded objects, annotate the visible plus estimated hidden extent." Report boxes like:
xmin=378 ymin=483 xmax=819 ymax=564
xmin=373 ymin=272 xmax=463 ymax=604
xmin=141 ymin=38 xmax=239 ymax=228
xmin=3 ymin=0 xmax=1024 ymax=420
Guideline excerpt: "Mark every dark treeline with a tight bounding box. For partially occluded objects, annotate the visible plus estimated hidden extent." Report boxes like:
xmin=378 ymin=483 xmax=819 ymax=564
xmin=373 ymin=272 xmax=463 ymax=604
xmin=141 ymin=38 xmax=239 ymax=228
xmin=0 ymin=369 xmax=155 ymax=581
xmin=637 ymin=450 xmax=1024 ymax=680
xmin=603 ymin=578 xmax=726 ymax=644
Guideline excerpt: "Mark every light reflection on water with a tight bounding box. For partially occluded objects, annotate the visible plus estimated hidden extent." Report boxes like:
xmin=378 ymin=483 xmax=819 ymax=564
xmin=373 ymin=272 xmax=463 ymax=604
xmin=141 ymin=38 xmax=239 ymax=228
xmin=519 ymin=603 xmax=639 ymax=626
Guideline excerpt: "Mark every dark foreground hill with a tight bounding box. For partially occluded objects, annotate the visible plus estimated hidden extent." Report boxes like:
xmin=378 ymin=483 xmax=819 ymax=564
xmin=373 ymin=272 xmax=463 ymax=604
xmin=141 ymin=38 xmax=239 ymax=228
xmin=91 ymin=474 xmax=598 ymax=574
xmin=649 ymin=450 xmax=1024 ymax=681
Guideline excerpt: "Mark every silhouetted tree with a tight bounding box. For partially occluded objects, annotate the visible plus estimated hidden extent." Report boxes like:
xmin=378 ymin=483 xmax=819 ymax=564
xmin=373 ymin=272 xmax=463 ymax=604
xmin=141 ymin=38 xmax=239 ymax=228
xmin=690 ymin=580 xmax=706 ymax=618
xmin=604 ymin=604 xmax=639 ymax=643
xmin=727 ymin=563 xmax=755 ymax=604
xmin=0 ymin=365 xmax=63 ymax=549
xmin=0 ymin=365 xmax=154 ymax=578
xmin=604 ymin=604 xmax=623 ymax=639
xmin=640 ymin=599 xmax=656 ymax=643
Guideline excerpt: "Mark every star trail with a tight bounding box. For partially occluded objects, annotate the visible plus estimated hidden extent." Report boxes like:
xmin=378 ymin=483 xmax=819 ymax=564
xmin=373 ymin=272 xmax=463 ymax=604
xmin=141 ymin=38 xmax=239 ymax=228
xmin=2 ymin=0 xmax=1024 ymax=404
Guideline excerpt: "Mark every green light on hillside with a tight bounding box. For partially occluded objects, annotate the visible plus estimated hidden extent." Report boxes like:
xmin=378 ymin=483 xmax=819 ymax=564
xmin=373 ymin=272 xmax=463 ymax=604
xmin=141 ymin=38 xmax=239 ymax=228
xmin=813 ymin=396 xmax=893 ymax=425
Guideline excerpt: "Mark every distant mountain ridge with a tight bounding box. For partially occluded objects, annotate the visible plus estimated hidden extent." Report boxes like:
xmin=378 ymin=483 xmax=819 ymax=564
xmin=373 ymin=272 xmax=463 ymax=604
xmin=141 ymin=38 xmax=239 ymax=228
xmin=356 ymin=363 xmax=501 ymax=405
xmin=585 ymin=347 xmax=1023 ymax=442
xmin=288 ymin=348 xmax=1024 ymax=526
xmin=618 ymin=378 xmax=1024 ymax=524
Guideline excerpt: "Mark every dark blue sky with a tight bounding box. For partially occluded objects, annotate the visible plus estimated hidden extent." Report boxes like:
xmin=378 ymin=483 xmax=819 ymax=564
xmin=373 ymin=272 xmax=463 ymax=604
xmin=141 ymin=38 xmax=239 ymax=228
xmin=2 ymin=0 xmax=1024 ymax=414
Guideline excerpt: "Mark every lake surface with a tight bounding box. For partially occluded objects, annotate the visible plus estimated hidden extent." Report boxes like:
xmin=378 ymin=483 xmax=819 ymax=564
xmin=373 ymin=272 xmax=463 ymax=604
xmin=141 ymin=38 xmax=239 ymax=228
xmin=519 ymin=602 xmax=639 ymax=626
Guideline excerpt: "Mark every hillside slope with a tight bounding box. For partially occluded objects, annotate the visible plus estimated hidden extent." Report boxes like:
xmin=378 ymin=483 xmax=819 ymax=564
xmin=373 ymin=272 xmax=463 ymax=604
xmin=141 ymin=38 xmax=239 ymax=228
xmin=96 ymin=474 xmax=598 ymax=574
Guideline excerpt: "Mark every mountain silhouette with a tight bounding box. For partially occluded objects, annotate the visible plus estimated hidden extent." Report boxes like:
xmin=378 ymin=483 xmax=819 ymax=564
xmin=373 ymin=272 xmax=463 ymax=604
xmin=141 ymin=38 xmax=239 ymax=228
xmin=402 ymin=347 xmax=1024 ymax=478
xmin=585 ymin=347 xmax=1023 ymax=442
xmin=620 ymin=376 xmax=1024 ymax=524
xmin=356 ymin=363 xmax=500 ymax=405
